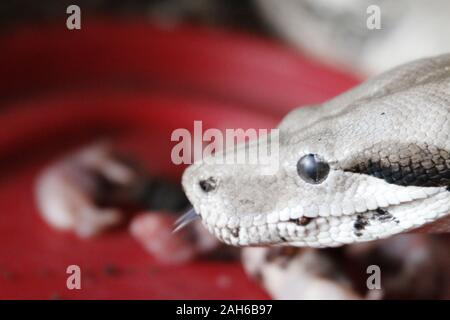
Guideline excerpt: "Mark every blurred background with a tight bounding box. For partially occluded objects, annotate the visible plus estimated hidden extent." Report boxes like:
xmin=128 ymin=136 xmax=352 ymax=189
xmin=0 ymin=0 xmax=449 ymax=299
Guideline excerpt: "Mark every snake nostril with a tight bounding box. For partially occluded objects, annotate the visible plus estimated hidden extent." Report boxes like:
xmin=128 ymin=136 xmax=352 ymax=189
xmin=199 ymin=177 xmax=217 ymax=193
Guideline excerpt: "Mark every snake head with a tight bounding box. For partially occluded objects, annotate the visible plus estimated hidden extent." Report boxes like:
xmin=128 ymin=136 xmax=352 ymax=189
xmin=182 ymin=55 xmax=450 ymax=248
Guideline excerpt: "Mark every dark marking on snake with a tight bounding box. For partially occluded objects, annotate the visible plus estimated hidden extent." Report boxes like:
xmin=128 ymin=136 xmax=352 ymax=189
xmin=290 ymin=217 xmax=314 ymax=226
xmin=354 ymin=215 xmax=369 ymax=237
xmin=230 ymin=228 xmax=240 ymax=238
xmin=355 ymin=209 xmax=400 ymax=237
xmin=344 ymin=143 xmax=450 ymax=189
xmin=373 ymin=208 xmax=399 ymax=224
xmin=280 ymin=236 xmax=288 ymax=242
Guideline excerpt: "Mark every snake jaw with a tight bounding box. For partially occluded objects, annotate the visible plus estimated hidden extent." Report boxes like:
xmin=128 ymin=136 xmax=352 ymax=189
xmin=186 ymin=183 xmax=450 ymax=248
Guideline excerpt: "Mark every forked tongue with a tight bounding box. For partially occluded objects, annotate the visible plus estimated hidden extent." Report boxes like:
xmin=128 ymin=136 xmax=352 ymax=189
xmin=173 ymin=207 xmax=200 ymax=233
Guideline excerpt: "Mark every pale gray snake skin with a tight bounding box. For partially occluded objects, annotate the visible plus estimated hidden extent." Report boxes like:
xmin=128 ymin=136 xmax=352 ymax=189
xmin=182 ymin=54 xmax=450 ymax=248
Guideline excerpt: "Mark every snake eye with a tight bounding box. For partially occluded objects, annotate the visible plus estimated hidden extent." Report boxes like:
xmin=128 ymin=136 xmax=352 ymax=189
xmin=297 ymin=154 xmax=330 ymax=184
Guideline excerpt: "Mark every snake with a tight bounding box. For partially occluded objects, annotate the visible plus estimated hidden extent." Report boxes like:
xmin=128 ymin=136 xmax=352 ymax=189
xmin=179 ymin=54 xmax=450 ymax=249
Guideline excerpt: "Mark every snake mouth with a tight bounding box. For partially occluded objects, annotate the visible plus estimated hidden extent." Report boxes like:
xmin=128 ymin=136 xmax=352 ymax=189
xmin=201 ymin=211 xmax=396 ymax=247
xmin=200 ymin=191 xmax=450 ymax=248
xmin=181 ymin=178 xmax=449 ymax=247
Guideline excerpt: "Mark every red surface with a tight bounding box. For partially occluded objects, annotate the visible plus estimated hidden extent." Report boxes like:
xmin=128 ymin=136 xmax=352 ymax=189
xmin=0 ymin=20 xmax=359 ymax=299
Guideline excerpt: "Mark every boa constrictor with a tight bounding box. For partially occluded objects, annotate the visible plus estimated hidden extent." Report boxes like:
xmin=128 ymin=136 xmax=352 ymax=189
xmin=181 ymin=54 xmax=450 ymax=249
